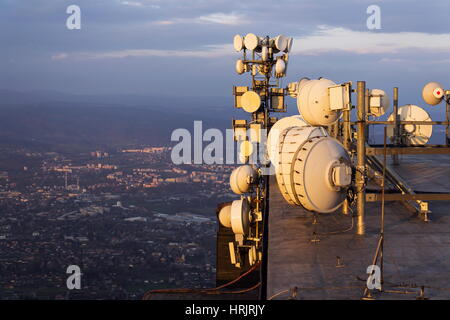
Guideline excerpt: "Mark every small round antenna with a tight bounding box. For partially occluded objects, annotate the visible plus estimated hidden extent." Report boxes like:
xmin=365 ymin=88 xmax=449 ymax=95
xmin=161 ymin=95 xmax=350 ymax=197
xmin=235 ymin=59 xmax=245 ymax=74
xmin=233 ymin=34 xmax=244 ymax=52
xmin=369 ymin=89 xmax=390 ymax=117
xmin=244 ymin=33 xmax=260 ymax=51
xmin=239 ymin=140 xmax=254 ymax=163
xmin=241 ymin=91 xmax=261 ymax=113
xmin=284 ymin=37 xmax=293 ymax=53
xmin=231 ymin=198 xmax=251 ymax=235
xmin=422 ymin=81 xmax=444 ymax=106
xmin=229 ymin=165 xmax=258 ymax=195
xmin=274 ymin=35 xmax=288 ymax=52
xmin=218 ymin=203 xmax=232 ymax=228
xmin=275 ymin=58 xmax=286 ymax=76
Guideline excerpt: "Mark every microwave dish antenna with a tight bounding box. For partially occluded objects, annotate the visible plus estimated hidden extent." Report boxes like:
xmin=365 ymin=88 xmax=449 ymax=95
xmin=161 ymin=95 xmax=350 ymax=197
xmin=230 ymin=165 xmax=258 ymax=195
xmin=422 ymin=81 xmax=445 ymax=106
xmin=230 ymin=198 xmax=251 ymax=235
xmin=387 ymin=104 xmax=433 ymax=145
xmin=274 ymin=126 xmax=351 ymax=213
xmin=297 ymin=78 xmax=342 ymax=126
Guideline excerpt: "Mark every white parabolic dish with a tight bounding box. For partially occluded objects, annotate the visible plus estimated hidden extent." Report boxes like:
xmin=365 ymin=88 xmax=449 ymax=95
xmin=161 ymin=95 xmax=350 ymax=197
xmin=233 ymin=34 xmax=244 ymax=52
xmin=422 ymin=81 xmax=444 ymax=106
xmin=241 ymin=91 xmax=261 ymax=113
xmin=218 ymin=203 xmax=232 ymax=228
xmin=235 ymin=59 xmax=245 ymax=74
xmin=284 ymin=37 xmax=293 ymax=53
xmin=231 ymin=198 xmax=251 ymax=235
xmin=275 ymin=59 xmax=286 ymax=75
xmin=387 ymin=104 xmax=433 ymax=145
xmin=297 ymin=78 xmax=341 ymax=126
xmin=267 ymin=115 xmax=327 ymax=166
xmin=369 ymin=89 xmax=390 ymax=117
xmin=274 ymin=125 xmax=351 ymax=213
xmin=229 ymin=165 xmax=258 ymax=195
xmin=274 ymin=35 xmax=288 ymax=52
xmin=244 ymin=33 xmax=260 ymax=51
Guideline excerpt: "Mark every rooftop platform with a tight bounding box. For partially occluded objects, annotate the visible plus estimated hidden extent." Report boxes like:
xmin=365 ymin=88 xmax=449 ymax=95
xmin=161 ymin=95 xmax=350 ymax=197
xmin=267 ymin=154 xmax=450 ymax=300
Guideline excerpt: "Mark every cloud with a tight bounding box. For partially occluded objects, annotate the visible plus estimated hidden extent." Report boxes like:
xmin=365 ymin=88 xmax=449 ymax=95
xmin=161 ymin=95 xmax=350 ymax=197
xmin=291 ymin=26 xmax=450 ymax=55
xmin=119 ymin=0 xmax=160 ymax=8
xmin=52 ymin=25 xmax=450 ymax=62
xmin=151 ymin=12 xmax=247 ymax=26
xmin=51 ymin=53 xmax=69 ymax=60
xmin=120 ymin=1 xmax=144 ymax=7
xmin=52 ymin=44 xmax=233 ymax=60
xmin=197 ymin=12 xmax=245 ymax=25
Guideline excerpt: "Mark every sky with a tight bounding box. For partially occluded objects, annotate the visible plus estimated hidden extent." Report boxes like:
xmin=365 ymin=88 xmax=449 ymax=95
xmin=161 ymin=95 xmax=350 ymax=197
xmin=1 ymin=0 xmax=450 ymax=107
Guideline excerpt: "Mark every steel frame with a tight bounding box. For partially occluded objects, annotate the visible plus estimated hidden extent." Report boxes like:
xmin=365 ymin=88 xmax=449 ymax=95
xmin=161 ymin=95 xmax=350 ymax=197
xmin=340 ymin=81 xmax=450 ymax=235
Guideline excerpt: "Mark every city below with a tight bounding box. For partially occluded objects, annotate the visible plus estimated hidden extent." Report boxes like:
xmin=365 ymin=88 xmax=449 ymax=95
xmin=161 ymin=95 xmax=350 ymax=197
xmin=0 ymin=145 xmax=236 ymax=299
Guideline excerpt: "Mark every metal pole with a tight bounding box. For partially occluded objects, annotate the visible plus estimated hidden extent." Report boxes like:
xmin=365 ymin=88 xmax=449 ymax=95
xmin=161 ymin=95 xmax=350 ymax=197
xmin=380 ymin=126 xmax=387 ymax=287
xmin=363 ymin=235 xmax=383 ymax=298
xmin=446 ymin=96 xmax=449 ymax=146
xmin=393 ymin=87 xmax=399 ymax=165
xmin=342 ymin=84 xmax=352 ymax=216
xmin=363 ymin=127 xmax=387 ymax=297
xmin=356 ymin=81 xmax=366 ymax=235
xmin=365 ymin=88 xmax=370 ymax=143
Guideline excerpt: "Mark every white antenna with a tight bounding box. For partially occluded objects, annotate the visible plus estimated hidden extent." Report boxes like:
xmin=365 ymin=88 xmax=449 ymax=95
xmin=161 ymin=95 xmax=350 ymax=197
xmin=233 ymin=34 xmax=244 ymax=52
xmin=273 ymin=124 xmax=351 ymax=212
xmin=368 ymin=89 xmax=390 ymax=117
xmin=230 ymin=198 xmax=251 ymax=237
xmin=422 ymin=81 xmax=445 ymax=106
xmin=229 ymin=165 xmax=258 ymax=195
xmin=226 ymin=33 xmax=294 ymax=267
xmin=297 ymin=78 xmax=343 ymax=126
xmin=387 ymin=104 xmax=433 ymax=145
xmin=218 ymin=204 xmax=232 ymax=228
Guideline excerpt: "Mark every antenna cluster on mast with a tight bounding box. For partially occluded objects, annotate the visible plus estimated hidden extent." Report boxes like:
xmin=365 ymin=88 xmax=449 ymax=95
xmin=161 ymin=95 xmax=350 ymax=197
xmin=217 ymin=31 xmax=450 ymax=276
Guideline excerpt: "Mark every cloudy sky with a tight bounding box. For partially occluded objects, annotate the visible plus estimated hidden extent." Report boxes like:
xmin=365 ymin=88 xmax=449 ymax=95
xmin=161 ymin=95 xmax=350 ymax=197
xmin=1 ymin=0 xmax=449 ymax=106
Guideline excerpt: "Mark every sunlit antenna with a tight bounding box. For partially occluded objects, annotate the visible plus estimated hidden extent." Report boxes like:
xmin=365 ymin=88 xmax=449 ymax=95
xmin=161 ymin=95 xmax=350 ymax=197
xmin=422 ymin=81 xmax=446 ymax=106
xmin=421 ymin=81 xmax=450 ymax=144
xmin=224 ymin=33 xmax=294 ymax=268
xmin=387 ymin=104 xmax=433 ymax=145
